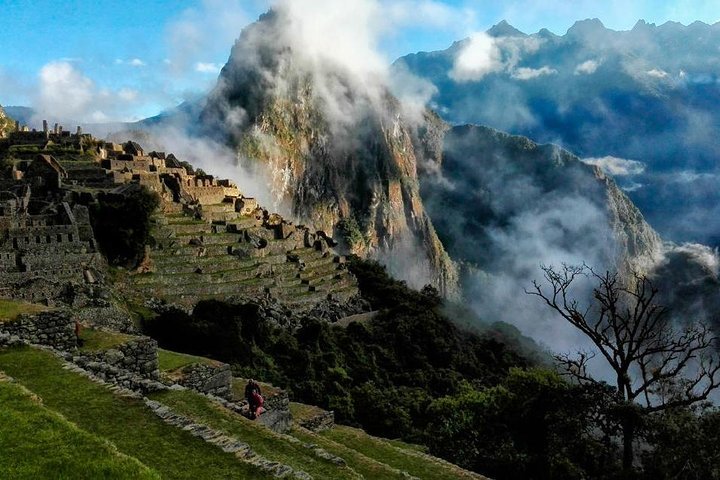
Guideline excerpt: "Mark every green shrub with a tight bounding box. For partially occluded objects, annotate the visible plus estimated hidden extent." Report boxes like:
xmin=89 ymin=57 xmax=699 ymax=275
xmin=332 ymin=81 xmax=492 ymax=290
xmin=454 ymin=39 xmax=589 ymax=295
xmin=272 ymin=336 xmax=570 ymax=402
xmin=90 ymin=187 xmax=159 ymax=268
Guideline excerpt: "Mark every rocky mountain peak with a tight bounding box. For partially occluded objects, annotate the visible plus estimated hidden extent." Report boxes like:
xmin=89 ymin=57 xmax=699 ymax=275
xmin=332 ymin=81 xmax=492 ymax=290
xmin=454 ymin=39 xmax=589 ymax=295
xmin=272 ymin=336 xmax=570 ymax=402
xmin=200 ymin=12 xmax=459 ymax=296
xmin=566 ymin=18 xmax=608 ymax=37
xmin=487 ymin=20 xmax=527 ymax=38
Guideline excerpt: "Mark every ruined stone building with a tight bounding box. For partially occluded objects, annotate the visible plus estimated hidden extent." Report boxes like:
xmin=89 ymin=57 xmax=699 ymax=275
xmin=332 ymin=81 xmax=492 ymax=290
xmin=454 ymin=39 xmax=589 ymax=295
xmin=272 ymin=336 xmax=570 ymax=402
xmin=0 ymin=186 xmax=101 ymax=303
xmin=0 ymin=124 xmax=360 ymax=314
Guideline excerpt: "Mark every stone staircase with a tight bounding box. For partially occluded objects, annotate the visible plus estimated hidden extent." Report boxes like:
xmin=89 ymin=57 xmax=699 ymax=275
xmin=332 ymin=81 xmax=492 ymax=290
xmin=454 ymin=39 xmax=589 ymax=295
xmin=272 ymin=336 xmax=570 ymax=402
xmin=60 ymin=160 xmax=115 ymax=188
xmin=130 ymin=205 xmax=358 ymax=310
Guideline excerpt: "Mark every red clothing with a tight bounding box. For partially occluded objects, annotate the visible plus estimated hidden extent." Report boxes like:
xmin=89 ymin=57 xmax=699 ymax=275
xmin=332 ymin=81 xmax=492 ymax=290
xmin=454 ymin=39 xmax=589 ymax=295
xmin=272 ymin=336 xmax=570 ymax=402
xmin=252 ymin=391 xmax=264 ymax=417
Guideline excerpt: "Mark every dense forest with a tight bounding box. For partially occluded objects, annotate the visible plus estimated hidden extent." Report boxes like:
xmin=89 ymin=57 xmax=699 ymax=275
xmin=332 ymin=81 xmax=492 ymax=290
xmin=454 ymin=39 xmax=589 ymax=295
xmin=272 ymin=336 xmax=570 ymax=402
xmin=143 ymin=257 xmax=720 ymax=479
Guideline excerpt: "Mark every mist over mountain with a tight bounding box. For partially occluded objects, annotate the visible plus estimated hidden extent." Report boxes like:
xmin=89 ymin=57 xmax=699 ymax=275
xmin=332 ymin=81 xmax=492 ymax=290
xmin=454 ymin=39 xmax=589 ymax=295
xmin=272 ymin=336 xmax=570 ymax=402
xmin=124 ymin=9 xmax=720 ymax=354
xmin=415 ymin=120 xmax=720 ymax=346
xmin=394 ymin=19 xmax=720 ymax=246
xmin=168 ymin=9 xmax=459 ymax=296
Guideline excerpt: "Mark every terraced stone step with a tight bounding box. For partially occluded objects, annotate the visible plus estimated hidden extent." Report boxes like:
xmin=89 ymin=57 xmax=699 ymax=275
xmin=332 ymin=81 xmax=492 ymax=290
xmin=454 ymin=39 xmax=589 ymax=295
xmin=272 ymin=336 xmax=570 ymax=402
xmin=159 ymin=293 xmax=242 ymax=305
xmin=171 ymin=233 xmax=244 ymax=245
xmin=152 ymin=253 xmax=255 ymax=268
xmin=133 ymin=268 xmax=266 ymax=286
xmin=303 ymin=256 xmax=338 ymax=270
xmin=325 ymin=286 xmax=359 ymax=303
xmin=302 ymin=270 xmax=342 ymax=286
xmin=279 ymin=291 xmax=330 ymax=309
xmin=257 ymin=252 xmax=294 ymax=266
xmin=134 ymin=277 xmax=274 ymax=297
xmin=203 ymin=212 xmax=241 ymax=223
xmin=266 ymin=284 xmax=313 ymax=297
xmin=164 ymin=243 xmax=246 ymax=257
xmin=155 ymin=262 xmax=264 ymax=276
xmin=299 ymin=262 xmax=341 ymax=278
xmin=199 ymin=203 xmax=236 ymax=213
xmin=310 ymin=277 xmax=356 ymax=296
xmin=269 ymin=262 xmax=302 ymax=275
xmin=164 ymin=223 xmax=213 ymax=235
xmin=271 ymin=276 xmax=303 ymax=288
xmin=289 ymin=248 xmax=322 ymax=259
xmin=228 ymin=217 xmax=262 ymax=230
xmin=144 ymin=399 xmax=312 ymax=480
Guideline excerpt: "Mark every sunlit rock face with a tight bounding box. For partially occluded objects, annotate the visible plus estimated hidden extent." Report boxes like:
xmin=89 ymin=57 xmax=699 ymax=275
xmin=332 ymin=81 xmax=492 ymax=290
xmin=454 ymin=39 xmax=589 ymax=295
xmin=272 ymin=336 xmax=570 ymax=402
xmin=200 ymin=11 xmax=459 ymax=296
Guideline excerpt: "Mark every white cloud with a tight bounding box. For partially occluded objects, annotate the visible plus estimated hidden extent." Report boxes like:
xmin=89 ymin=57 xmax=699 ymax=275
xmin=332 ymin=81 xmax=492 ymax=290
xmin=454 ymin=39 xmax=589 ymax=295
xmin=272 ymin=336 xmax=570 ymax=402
xmin=118 ymin=88 xmax=139 ymax=101
xmin=575 ymin=59 xmax=600 ymax=75
xmin=37 ymin=62 xmax=94 ymax=119
xmin=449 ymin=32 xmax=503 ymax=82
xmin=582 ymin=156 xmax=646 ymax=176
xmin=114 ymin=58 xmax=146 ymax=67
xmin=450 ymin=32 xmax=547 ymax=82
xmin=511 ymin=65 xmax=557 ymax=80
xmin=647 ymin=68 xmax=669 ymax=78
xmin=621 ymin=181 xmax=645 ymax=192
xmin=32 ymin=61 xmax=141 ymax=123
xmin=195 ymin=62 xmax=222 ymax=74
xmin=385 ymin=0 xmax=476 ymax=30
xmin=166 ymin=0 xmax=252 ymax=75
xmin=276 ymin=0 xmax=388 ymax=81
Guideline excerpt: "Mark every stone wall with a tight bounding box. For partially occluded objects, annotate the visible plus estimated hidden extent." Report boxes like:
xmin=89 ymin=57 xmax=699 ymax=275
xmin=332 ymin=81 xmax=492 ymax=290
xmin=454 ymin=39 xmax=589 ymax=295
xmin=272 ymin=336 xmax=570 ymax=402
xmin=71 ymin=306 xmax=137 ymax=333
xmin=75 ymin=337 xmax=160 ymax=382
xmin=298 ymin=410 xmax=335 ymax=432
xmin=258 ymin=389 xmax=292 ymax=433
xmin=0 ymin=311 xmax=76 ymax=351
xmin=177 ymin=363 xmax=233 ymax=399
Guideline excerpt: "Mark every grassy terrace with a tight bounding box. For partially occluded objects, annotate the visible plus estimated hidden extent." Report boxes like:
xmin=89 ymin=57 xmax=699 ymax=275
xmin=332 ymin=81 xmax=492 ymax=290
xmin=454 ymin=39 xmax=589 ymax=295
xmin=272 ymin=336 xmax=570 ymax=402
xmin=157 ymin=349 xmax=219 ymax=371
xmin=0 ymin=347 xmax=268 ymax=480
xmin=321 ymin=425 xmax=483 ymax=480
xmin=289 ymin=401 xmax=328 ymax=423
xmin=0 ymin=300 xmax=49 ymax=323
xmin=78 ymin=328 xmax=135 ymax=352
xmin=289 ymin=426 xmax=408 ymax=480
xmin=233 ymin=377 xmax=283 ymax=401
xmin=0 ymin=377 xmax=159 ymax=480
xmin=149 ymin=388 xmax=360 ymax=480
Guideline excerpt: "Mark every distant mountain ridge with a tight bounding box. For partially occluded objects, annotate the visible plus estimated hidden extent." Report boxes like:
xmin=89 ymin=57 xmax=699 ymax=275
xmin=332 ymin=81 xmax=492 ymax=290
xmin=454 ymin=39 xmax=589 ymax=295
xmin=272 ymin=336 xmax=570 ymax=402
xmin=129 ymin=12 xmax=703 ymax=305
xmin=394 ymin=18 xmax=720 ymax=246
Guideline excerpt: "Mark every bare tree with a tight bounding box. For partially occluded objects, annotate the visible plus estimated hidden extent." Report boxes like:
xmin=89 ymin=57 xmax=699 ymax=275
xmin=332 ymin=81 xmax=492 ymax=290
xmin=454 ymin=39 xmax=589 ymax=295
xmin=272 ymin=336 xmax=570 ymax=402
xmin=528 ymin=264 xmax=720 ymax=471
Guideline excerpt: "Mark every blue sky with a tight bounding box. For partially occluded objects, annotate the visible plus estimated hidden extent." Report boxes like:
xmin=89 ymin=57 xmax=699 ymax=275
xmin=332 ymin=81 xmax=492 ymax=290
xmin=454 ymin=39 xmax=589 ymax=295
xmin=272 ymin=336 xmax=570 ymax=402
xmin=0 ymin=0 xmax=717 ymax=121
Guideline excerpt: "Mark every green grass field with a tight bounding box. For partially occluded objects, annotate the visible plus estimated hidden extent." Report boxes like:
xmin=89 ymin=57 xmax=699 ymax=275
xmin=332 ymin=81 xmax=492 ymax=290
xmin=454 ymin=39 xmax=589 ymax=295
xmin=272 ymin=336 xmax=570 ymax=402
xmin=289 ymin=426 xmax=409 ymax=479
xmin=0 ymin=300 xmax=49 ymax=322
xmin=157 ymin=348 xmax=220 ymax=371
xmin=0 ymin=378 xmax=160 ymax=480
xmin=321 ymin=425 xmax=482 ymax=480
xmin=149 ymin=388 xmax=361 ymax=480
xmin=78 ymin=328 xmax=134 ymax=352
xmin=0 ymin=347 xmax=270 ymax=479
xmin=0 ymin=346 xmax=478 ymax=479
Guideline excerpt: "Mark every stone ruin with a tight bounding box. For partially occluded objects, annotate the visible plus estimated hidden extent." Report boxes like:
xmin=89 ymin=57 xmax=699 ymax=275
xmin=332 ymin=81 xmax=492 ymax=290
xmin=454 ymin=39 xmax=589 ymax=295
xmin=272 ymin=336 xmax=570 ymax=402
xmin=0 ymin=125 xmax=363 ymax=316
xmin=100 ymin=140 xmax=243 ymax=207
xmin=0 ymin=183 xmax=103 ymax=304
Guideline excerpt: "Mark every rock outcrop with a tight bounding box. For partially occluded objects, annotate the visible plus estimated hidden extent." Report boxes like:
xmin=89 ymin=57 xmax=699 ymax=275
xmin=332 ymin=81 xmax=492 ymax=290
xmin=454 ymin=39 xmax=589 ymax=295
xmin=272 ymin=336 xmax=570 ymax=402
xmin=0 ymin=105 xmax=15 ymax=138
xmin=418 ymin=124 xmax=664 ymax=280
xmin=200 ymin=11 xmax=458 ymax=297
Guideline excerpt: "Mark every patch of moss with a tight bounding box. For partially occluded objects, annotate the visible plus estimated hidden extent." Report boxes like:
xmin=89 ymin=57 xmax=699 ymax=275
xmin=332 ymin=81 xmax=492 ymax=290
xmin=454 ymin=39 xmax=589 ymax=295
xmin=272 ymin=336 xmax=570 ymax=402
xmin=157 ymin=349 xmax=219 ymax=371
xmin=0 ymin=378 xmax=160 ymax=479
xmin=78 ymin=329 xmax=134 ymax=352
xmin=0 ymin=300 xmax=49 ymax=323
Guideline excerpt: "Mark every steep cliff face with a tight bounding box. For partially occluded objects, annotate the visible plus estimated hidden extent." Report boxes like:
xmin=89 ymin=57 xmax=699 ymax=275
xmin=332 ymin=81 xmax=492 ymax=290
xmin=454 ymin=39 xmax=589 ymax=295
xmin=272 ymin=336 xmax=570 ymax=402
xmin=0 ymin=105 xmax=15 ymax=137
xmin=395 ymin=20 xmax=720 ymax=246
xmin=201 ymin=12 xmax=458 ymax=296
xmin=417 ymin=124 xmax=664 ymax=281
